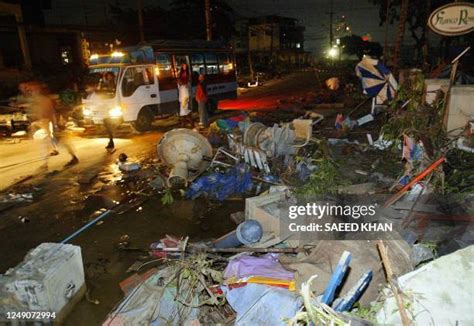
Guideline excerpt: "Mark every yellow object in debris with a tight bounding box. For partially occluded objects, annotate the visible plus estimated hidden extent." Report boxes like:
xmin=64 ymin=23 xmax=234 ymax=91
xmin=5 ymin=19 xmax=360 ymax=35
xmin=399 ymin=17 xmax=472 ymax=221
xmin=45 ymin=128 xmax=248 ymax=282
xmin=225 ymin=276 xmax=296 ymax=291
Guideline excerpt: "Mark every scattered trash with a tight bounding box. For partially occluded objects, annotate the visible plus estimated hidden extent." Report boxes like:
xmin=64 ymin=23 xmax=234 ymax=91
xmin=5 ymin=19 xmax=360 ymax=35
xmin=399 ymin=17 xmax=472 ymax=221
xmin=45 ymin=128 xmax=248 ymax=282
xmin=11 ymin=130 xmax=27 ymax=137
xmin=229 ymin=211 xmax=245 ymax=224
xmin=356 ymin=113 xmax=374 ymax=126
xmin=223 ymin=283 xmax=301 ymax=325
xmin=372 ymin=134 xmax=393 ymax=150
xmin=104 ymin=254 xmax=226 ymax=325
xmin=17 ymin=216 xmax=30 ymax=223
xmin=1 ymin=192 xmax=33 ymax=203
xmin=224 ymin=253 xmax=294 ymax=281
xmin=410 ymin=243 xmax=435 ymax=266
xmin=213 ymin=219 xmax=263 ymax=248
xmin=117 ymin=153 xmax=141 ymax=172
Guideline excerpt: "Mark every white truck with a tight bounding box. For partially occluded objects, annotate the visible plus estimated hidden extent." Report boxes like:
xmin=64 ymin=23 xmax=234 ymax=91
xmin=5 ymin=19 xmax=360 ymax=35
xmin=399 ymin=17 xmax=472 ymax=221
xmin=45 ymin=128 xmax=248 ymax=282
xmin=82 ymin=41 xmax=237 ymax=132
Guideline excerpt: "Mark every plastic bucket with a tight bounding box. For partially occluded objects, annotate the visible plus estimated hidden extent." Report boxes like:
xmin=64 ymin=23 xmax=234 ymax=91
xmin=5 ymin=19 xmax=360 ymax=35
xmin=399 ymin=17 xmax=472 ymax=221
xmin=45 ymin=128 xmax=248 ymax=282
xmin=213 ymin=219 xmax=263 ymax=248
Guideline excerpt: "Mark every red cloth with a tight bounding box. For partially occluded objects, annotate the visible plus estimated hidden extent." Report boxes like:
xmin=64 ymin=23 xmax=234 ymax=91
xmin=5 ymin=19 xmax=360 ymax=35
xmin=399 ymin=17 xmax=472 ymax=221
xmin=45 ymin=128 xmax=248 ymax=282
xmin=196 ymin=82 xmax=208 ymax=102
xmin=178 ymin=69 xmax=189 ymax=85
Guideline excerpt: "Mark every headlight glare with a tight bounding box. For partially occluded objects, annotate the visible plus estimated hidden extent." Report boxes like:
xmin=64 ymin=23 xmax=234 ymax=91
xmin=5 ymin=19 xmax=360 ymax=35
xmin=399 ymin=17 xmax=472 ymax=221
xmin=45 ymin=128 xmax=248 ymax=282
xmin=108 ymin=106 xmax=122 ymax=118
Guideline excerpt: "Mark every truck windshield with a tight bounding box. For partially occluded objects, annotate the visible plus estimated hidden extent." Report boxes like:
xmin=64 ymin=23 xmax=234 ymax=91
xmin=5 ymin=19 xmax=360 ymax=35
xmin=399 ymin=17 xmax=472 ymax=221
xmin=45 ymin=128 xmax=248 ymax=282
xmin=84 ymin=67 xmax=120 ymax=98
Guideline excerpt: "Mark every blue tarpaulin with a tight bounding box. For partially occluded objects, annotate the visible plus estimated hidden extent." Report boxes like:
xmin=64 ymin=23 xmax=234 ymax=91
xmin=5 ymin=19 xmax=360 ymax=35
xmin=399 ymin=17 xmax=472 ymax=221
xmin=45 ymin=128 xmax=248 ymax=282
xmin=186 ymin=164 xmax=252 ymax=201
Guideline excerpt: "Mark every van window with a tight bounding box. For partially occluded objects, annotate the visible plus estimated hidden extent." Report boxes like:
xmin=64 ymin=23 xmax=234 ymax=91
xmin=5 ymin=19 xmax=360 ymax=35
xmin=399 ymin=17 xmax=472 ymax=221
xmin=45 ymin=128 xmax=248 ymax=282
xmin=191 ymin=54 xmax=205 ymax=75
xmin=218 ymin=53 xmax=232 ymax=74
xmin=156 ymin=53 xmax=173 ymax=79
xmin=121 ymin=67 xmax=149 ymax=97
xmin=204 ymin=53 xmax=219 ymax=75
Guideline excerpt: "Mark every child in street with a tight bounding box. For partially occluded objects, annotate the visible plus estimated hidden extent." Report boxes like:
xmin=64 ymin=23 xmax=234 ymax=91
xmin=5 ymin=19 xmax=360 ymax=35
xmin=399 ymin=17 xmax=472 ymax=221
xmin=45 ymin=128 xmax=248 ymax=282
xmin=195 ymin=73 xmax=209 ymax=128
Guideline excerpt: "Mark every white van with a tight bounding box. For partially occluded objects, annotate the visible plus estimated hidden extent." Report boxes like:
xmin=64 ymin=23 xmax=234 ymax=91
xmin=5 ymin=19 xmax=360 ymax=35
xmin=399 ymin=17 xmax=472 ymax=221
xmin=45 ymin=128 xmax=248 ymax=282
xmin=82 ymin=41 xmax=237 ymax=131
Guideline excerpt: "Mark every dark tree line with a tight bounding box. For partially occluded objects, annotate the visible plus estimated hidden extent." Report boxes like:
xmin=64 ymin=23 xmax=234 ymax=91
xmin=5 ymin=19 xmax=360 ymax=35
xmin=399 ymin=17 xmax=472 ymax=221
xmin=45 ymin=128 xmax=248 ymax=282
xmin=339 ymin=35 xmax=383 ymax=60
xmin=368 ymin=0 xmax=473 ymax=64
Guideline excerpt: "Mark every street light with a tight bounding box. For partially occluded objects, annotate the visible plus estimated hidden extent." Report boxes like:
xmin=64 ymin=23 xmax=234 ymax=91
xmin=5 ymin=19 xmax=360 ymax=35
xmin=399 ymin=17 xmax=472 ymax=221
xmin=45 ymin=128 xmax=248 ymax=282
xmin=328 ymin=47 xmax=338 ymax=58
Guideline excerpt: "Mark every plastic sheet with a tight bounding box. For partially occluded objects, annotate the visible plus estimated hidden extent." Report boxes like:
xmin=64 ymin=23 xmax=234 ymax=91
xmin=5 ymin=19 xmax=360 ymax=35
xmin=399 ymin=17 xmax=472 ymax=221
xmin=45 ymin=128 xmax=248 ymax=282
xmin=185 ymin=164 xmax=252 ymax=201
xmin=224 ymin=253 xmax=294 ymax=280
xmin=222 ymin=283 xmax=302 ymax=326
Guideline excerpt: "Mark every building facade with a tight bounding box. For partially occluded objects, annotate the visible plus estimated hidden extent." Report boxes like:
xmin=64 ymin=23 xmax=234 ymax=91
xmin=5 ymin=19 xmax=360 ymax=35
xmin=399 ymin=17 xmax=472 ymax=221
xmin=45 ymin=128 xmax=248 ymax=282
xmin=234 ymin=15 xmax=311 ymax=73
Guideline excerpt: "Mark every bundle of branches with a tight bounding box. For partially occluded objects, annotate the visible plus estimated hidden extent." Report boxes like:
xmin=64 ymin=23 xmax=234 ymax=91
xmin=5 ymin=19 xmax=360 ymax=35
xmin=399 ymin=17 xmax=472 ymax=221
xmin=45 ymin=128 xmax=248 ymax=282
xmin=162 ymin=253 xmax=227 ymax=324
xmin=287 ymin=139 xmax=348 ymax=195
xmin=381 ymin=72 xmax=447 ymax=155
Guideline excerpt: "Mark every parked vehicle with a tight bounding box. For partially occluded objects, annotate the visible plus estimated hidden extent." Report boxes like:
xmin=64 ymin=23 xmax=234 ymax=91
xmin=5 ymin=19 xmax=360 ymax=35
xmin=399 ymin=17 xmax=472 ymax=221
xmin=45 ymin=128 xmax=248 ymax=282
xmin=82 ymin=40 xmax=237 ymax=132
xmin=0 ymin=106 xmax=30 ymax=134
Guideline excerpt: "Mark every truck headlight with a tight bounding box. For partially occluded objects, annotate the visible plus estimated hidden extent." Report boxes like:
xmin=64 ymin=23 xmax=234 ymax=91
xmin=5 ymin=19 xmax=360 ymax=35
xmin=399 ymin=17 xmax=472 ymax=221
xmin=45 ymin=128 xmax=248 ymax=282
xmin=108 ymin=106 xmax=123 ymax=118
xmin=82 ymin=107 xmax=91 ymax=116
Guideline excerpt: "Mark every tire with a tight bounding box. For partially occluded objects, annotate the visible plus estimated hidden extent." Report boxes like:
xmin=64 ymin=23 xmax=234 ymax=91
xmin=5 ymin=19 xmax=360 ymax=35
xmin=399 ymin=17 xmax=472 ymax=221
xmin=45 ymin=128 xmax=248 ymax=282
xmin=132 ymin=107 xmax=154 ymax=132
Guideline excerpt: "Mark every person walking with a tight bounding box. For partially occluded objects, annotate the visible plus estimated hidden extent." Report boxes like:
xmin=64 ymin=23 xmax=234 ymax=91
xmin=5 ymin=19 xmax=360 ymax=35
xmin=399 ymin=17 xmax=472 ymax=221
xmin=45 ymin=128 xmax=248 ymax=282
xmin=195 ymin=73 xmax=209 ymax=128
xmin=104 ymin=119 xmax=116 ymax=152
xmin=29 ymin=82 xmax=78 ymax=170
xmin=177 ymin=62 xmax=194 ymax=128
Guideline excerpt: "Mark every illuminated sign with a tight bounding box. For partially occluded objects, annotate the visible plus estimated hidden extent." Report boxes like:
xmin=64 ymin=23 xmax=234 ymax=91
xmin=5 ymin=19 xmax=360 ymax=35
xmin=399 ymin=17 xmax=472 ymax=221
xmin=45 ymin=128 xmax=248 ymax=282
xmin=428 ymin=2 xmax=474 ymax=36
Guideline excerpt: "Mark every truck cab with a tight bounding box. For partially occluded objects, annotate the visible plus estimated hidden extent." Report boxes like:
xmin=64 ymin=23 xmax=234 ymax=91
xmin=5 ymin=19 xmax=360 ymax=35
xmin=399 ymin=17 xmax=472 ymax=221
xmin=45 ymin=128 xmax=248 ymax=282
xmin=83 ymin=61 xmax=161 ymax=131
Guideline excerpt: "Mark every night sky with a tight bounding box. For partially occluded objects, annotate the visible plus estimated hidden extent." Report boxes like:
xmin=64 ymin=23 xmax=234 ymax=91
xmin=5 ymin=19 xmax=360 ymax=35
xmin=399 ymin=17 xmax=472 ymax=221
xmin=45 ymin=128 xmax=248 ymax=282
xmin=226 ymin=0 xmax=397 ymax=54
xmin=43 ymin=0 xmax=400 ymax=55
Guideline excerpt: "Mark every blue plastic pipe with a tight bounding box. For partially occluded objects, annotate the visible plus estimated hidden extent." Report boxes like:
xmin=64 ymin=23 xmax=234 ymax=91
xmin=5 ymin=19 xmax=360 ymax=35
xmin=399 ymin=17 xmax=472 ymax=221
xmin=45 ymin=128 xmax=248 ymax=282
xmin=60 ymin=209 xmax=112 ymax=244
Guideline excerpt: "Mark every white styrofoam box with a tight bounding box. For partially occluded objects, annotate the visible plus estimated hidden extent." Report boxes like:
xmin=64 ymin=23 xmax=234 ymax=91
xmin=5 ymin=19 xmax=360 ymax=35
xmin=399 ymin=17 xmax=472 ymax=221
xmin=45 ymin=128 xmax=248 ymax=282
xmin=424 ymin=79 xmax=449 ymax=105
xmin=447 ymin=85 xmax=474 ymax=136
xmin=0 ymin=243 xmax=85 ymax=314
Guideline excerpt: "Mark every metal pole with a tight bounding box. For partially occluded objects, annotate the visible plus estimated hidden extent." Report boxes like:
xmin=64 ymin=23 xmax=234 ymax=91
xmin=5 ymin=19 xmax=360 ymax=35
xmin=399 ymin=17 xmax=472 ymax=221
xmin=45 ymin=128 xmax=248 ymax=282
xmin=16 ymin=17 xmax=32 ymax=70
xmin=137 ymin=0 xmax=145 ymax=42
xmin=383 ymin=0 xmax=390 ymax=64
xmin=205 ymin=0 xmax=212 ymax=41
xmin=328 ymin=0 xmax=334 ymax=46
xmin=248 ymin=25 xmax=254 ymax=82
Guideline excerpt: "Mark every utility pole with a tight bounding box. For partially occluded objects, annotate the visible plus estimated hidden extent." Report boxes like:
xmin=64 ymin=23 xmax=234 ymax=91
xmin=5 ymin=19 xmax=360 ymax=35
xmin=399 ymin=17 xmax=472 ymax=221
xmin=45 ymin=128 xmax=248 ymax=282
xmin=383 ymin=0 xmax=390 ymax=64
xmin=247 ymin=24 xmax=254 ymax=82
xmin=205 ymin=0 xmax=212 ymax=41
xmin=0 ymin=2 xmax=31 ymax=70
xmin=137 ymin=0 xmax=145 ymax=43
xmin=327 ymin=0 xmax=334 ymax=46
xmin=392 ymin=0 xmax=409 ymax=71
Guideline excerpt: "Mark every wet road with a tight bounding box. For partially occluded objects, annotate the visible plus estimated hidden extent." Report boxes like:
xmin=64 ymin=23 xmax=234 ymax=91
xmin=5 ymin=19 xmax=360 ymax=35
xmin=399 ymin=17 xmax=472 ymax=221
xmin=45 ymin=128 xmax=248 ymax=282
xmin=219 ymin=71 xmax=320 ymax=111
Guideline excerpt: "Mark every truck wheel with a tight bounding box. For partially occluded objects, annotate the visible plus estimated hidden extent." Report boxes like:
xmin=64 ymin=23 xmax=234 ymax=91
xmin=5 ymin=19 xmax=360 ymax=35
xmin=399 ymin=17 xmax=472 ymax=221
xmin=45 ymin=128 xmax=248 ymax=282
xmin=132 ymin=108 xmax=153 ymax=132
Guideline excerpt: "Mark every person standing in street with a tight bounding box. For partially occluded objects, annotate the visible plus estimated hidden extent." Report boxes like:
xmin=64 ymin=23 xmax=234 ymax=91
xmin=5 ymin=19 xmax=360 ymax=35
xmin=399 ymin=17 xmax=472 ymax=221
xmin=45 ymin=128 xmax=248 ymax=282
xmin=177 ymin=62 xmax=194 ymax=128
xmin=195 ymin=73 xmax=209 ymax=128
xmin=104 ymin=119 xmax=116 ymax=151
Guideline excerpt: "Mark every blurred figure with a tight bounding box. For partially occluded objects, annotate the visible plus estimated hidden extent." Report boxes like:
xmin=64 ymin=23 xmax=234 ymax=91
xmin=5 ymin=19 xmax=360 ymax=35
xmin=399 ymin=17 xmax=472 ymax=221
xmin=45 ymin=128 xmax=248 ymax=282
xmin=177 ymin=62 xmax=194 ymax=128
xmin=103 ymin=73 xmax=116 ymax=151
xmin=195 ymin=73 xmax=209 ymax=128
xmin=9 ymin=81 xmax=32 ymax=109
xmin=29 ymin=82 xmax=78 ymax=169
xmin=104 ymin=119 xmax=115 ymax=151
